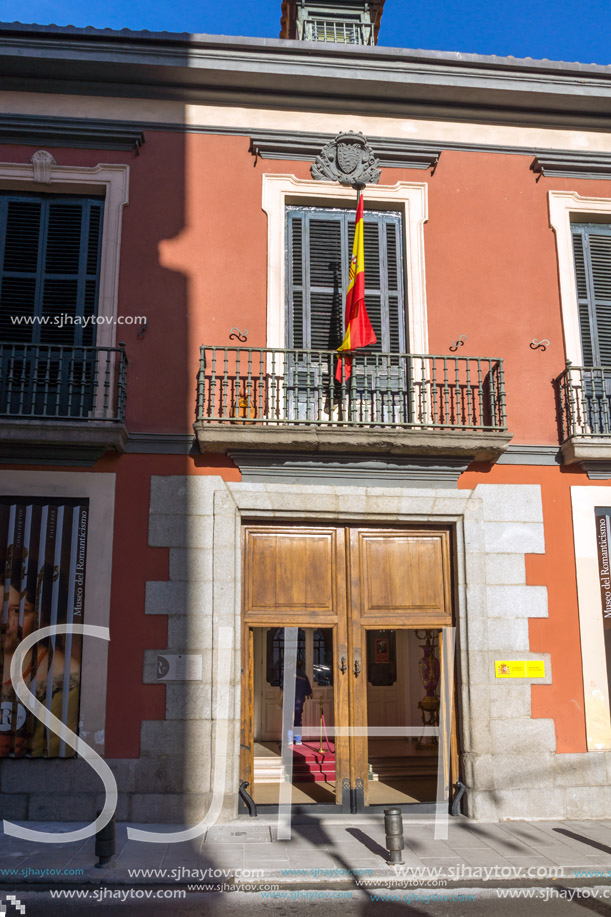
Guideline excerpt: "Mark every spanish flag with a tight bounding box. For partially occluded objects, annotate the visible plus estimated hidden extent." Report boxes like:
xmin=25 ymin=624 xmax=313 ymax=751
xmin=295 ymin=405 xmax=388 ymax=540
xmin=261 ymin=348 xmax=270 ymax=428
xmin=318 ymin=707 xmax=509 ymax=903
xmin=336 ymin=195 xmax=376 ymax=381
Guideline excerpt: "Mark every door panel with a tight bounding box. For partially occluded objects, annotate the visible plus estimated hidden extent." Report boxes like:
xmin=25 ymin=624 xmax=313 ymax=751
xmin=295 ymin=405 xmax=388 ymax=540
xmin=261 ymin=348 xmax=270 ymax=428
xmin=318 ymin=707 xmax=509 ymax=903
xmin=244 ymin=528 xmax=337 ymax=617
xmin=354 ymin=530 xmax=451 ymax=621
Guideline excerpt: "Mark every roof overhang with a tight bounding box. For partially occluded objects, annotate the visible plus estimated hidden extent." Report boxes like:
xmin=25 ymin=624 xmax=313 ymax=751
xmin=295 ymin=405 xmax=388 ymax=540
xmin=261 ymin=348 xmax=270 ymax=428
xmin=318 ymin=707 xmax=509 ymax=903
xmin=1 ymin=22 xmax=611 ymax=130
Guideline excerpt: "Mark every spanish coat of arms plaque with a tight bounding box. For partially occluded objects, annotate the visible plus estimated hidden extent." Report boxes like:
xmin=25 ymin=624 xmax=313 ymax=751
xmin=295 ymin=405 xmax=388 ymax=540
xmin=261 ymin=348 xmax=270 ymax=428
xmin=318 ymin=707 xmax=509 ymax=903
xmin=311 ymin=131 xmax=381 ymax=186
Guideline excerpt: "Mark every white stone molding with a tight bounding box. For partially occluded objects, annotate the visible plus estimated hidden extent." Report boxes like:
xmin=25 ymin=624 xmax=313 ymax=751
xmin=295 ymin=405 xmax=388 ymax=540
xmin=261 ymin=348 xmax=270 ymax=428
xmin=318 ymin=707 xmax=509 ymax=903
xmin=0 ymin=159 xmax=129 ymax=349
xmin=31 ymin=150 xmax=56 ymax=183
xmin=548 ymin=190 xmax=611 ymax=366
xmin=147 ymin=476 xmax=559 ymax=820
xmin=570 ymin=485 xmax=611 ymax=751
xmin=261 ymin=174 xmax=429 ymax=352
xmin=0 ymin=471 xmax=116 ymax=755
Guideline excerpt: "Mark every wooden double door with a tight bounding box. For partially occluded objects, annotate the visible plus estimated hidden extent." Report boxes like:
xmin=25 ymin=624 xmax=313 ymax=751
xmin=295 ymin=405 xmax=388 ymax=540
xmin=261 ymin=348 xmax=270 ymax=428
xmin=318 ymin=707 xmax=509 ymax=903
xmin=240 ymin=523 xmax=457 ymax=811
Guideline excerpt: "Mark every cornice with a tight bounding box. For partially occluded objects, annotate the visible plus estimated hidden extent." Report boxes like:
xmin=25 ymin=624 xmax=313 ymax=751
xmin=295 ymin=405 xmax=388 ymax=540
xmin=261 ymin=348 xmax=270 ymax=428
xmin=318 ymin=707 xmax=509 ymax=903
xmin=1 ymin=24 xmax=611 ymax=130
xmin=533 ymin=153 xmax=611 ymax=180
xmin=250 ymin=131 xmax=440 ymax=170
xmin=0 ymin=114 xmax=144 ymax=151
xmin=1 ymin=22 xmax=611 ymax=80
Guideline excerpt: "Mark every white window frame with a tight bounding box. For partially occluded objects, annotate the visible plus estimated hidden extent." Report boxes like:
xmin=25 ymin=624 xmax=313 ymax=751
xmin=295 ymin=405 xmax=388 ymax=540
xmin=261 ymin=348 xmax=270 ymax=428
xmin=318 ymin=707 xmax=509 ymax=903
xmin=262 ymin=174 xmax=429 ymax=353
xmin=0 ymin=471 xmax=116 ymax=756
xmin=571 ymin=485 xmax=611 ymax=751
xmin=548 ymin=190 xmax=611 ymax=366
xmin=0 ymin=155 xmax=129 ymax=350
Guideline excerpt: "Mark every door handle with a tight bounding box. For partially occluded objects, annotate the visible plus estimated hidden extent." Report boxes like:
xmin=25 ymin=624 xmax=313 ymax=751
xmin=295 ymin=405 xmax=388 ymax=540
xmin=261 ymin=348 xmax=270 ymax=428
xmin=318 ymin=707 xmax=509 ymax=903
xmin=339 ymin=656 xmax=348 ymax=674
xmin=339 ymin=644 xmax=348 ymax=674
xmin=353 ymin=648 xmax=362 ymax=677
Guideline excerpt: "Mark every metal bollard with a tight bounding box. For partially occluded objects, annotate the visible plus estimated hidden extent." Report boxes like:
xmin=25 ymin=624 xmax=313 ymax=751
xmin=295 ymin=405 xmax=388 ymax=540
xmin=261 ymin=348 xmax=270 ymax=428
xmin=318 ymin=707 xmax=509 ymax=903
xmin=451 ymin=781 xmax=466 ymax=817
xmin=383 ymin=807 xmax=405 ymax=865
xmin=95 ymin=813 xmax=116 ymax=868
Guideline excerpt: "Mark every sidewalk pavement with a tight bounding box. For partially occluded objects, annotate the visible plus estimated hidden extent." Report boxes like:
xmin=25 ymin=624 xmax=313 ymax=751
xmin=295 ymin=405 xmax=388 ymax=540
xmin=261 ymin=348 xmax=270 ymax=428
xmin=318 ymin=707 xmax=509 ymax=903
xmin=2 ymin=816 xmax=611 ymax=888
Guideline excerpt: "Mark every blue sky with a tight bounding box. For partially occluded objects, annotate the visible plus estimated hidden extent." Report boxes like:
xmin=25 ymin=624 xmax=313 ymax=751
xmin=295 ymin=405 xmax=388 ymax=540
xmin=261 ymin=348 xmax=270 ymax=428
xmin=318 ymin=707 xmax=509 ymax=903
xmin=2 ymin=0 xmax=611 ymax=65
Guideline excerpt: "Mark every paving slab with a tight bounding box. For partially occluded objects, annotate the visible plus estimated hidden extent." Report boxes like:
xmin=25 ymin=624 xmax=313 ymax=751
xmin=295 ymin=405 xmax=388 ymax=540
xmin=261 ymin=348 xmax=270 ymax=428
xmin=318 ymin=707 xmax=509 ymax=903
xmin=445 ymin=833 xmax=495 ymax=849
xmin=403 ymin=840 xmax=458 ymax=858
xmin=206 ymin=826 xmax=271 ymax=845
xmin=541 ymin=847 xmax=607 ymax=867
xmin=496 ymin=823 xmax=562 ymax=847
xmin=458 ymin=848 xmax=512 ymax=868
xmin=285 ymin=852 xmax=339 ymax=866
xmin=420 ymin=857 xmax=469 ymax=868
xmin=504 ymin=855 xmax=559 ymax=868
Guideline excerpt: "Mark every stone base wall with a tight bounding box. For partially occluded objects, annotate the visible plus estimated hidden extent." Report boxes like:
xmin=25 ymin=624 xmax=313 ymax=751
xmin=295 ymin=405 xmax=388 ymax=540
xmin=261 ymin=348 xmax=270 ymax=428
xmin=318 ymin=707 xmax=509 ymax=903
xmin=465 ymin=752 xmax=611 ymax=820
xmin=0 ymin=752 xmax=226 ymax=824
xmin=3 ymin=750 xmax=611 ymax=823
xmin=3 ymin=476 xmax=607 ymax=824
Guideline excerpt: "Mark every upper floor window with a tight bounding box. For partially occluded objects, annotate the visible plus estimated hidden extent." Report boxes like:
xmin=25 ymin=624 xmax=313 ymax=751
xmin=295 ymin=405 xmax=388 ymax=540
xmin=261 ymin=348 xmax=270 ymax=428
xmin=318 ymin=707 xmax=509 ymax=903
xmin=572 ymin=223 xmax=611 ymax=366
xmin=0 ymin=193 xmax=106 ymax=419
xmin=0 ymin=193 xmax=104 ymax=347
xmin=286 ymin=207 xmax=406 ymax=353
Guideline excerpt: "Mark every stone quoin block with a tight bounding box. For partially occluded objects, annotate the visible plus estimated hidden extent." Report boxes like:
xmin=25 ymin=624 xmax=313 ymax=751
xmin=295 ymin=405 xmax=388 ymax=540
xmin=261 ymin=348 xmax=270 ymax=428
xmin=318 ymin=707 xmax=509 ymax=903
xmin=484 ymin=522 xmax=545 ymax=554
xmin=490 ymin=718 xmax=557 ymax=755
xmin=476 ymin=484 xmax=543 ymax=523
xmin=485 ymin=554 xmax=527 ymax=585
xmin=485 ymin=585 xmax=548 ymax=618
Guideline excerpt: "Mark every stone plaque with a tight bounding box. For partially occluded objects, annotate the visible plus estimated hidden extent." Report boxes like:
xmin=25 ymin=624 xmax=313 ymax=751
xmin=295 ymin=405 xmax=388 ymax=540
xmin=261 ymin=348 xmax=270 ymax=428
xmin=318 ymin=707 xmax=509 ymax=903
xmin=156 ymin=654 xmax=203 ymax=681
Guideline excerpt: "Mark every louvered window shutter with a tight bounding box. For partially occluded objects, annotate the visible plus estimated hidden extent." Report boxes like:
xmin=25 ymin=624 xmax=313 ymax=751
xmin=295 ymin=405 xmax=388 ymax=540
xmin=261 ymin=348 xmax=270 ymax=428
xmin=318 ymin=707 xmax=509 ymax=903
xmin=287 ymin=207 xmax=406 ymax=352
xmin=572 ymin=224 xmax=611 ymax=366
xmin=0 ymin=194 xmax=104 ymax=346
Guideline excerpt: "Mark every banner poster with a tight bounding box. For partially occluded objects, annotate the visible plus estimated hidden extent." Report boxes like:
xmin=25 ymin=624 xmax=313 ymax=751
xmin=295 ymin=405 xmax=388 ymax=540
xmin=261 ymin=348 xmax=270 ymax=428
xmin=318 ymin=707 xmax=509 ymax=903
xmin=0 ymin=497 xmax=89 ymax=758
xmin=595 ymin=508 xmax=611 ymax=624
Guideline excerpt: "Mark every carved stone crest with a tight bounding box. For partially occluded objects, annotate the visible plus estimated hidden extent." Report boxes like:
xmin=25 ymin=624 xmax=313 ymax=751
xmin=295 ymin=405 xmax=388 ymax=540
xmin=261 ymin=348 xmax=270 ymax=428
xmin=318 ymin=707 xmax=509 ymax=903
xmin=31 ymin=150 xmax=56 ymax=184
xmin=311 ymin=132 xmax=381 ymax=186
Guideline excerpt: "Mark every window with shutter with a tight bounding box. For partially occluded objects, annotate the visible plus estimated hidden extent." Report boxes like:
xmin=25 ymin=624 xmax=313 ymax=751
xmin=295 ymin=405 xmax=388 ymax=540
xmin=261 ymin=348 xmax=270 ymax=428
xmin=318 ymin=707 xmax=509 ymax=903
xmin=0 ymin=193 xmax=104 ymax=346
xmin=0 ymin=193 xmax=104 ymax=417
xmin=572 ymin=223 xmax=611 ymax=366
xmin=286 ymin=206 xmax=406 ymax=353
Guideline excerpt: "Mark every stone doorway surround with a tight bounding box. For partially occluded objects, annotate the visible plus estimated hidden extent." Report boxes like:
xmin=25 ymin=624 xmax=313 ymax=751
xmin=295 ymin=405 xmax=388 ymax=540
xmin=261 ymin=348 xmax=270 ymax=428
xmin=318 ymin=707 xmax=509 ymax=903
xmin=144 ymin=477 xmax=586 ymax=823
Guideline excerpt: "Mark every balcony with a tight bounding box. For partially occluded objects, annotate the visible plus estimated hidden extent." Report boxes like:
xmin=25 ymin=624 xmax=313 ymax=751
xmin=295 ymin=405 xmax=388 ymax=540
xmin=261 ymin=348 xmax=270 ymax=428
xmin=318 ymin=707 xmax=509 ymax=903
xmin=194 ymin=346 xmax=512 ymax=462
xmin=558 ymin=363 xmax=611 ymax=469
xmin=301 ymin=19 xmax=374 ymax=44
xmin=0 ymin=342 xmax=128 ymax=463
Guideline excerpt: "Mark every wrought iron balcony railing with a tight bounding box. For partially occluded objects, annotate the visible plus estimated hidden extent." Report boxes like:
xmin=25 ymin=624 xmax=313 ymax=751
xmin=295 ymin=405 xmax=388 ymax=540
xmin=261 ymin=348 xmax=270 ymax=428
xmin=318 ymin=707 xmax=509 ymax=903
xmin=197 ymin=346 xmax=507 ymax=432
xmin=302 ymin=19 xmax=374 ymax=45
xmin=0 ymin=342 xmax=128 ymax=423
xmin=558 ymin=362 xmax=611 ymax=438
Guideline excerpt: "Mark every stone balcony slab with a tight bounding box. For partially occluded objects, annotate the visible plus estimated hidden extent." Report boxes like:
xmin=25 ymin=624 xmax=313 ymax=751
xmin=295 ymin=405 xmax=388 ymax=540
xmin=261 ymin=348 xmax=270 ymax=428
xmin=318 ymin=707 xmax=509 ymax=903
xmin=561 ymin=435 xmax=611 ymax=466
xmin=0 ymin=419 xmax=127 ymax=464
xmin=194 ymin=423 xmax=512 ymax=463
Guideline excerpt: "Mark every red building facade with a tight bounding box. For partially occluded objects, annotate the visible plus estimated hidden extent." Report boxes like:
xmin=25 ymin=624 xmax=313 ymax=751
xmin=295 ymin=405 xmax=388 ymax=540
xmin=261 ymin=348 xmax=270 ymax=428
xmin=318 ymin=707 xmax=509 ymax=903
xmin=1 ymin=5 xmax=611 ymax=823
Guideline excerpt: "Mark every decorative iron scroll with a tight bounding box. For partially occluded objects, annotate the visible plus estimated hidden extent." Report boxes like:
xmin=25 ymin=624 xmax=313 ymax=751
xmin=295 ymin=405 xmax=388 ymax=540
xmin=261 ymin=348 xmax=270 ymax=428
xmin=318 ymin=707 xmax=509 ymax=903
xmin=311 ymin=131 xmax=381 ymax=186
